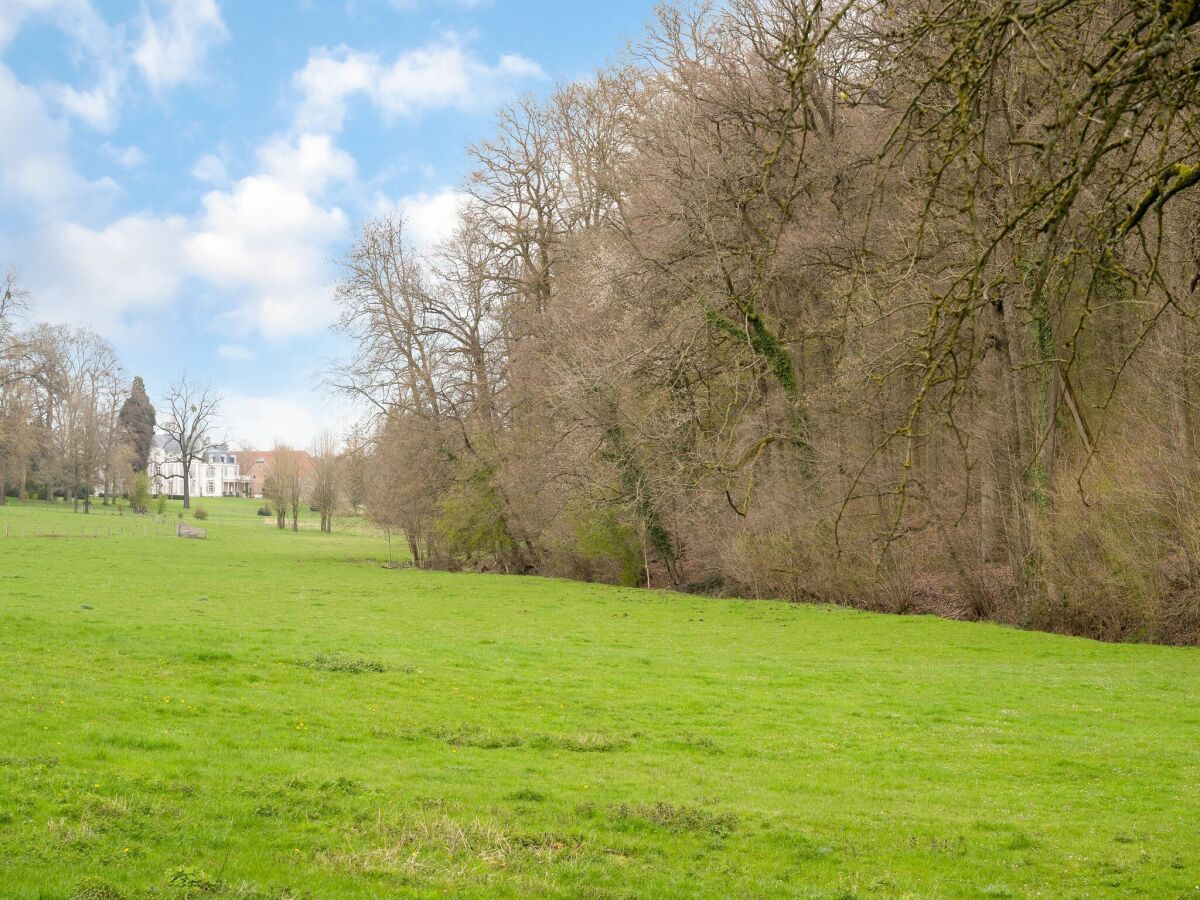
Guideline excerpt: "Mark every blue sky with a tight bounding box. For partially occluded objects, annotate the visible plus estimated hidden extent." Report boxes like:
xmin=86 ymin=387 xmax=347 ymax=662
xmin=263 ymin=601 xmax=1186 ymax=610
xmin=0 ymin=0 xmax=655 ymax=447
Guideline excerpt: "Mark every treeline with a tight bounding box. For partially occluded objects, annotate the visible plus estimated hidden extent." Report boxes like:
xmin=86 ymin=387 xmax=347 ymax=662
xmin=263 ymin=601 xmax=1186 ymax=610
xmin=336 ymin=0 xmax=1200 ymax=644
xmin=0 ymin=272 xmax=155 ymax=510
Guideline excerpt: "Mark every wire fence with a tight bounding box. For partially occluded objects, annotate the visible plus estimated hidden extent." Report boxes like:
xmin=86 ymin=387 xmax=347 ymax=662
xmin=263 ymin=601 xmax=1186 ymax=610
xmin=0 ymin=519 xmax=178 ymax=540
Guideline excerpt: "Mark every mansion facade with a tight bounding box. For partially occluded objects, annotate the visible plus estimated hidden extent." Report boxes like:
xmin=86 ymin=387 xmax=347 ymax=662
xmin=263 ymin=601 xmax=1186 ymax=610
xmin=149 ymin=435 xmax=252 ymax=498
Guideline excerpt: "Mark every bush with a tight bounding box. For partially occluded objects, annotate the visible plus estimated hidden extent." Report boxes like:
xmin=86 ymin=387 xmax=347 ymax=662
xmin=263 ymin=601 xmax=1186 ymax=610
xmin=192 ymin=506 xmax=208 ymax=521
xmin=156 ymin=494 xmax=168 ymax=516
xmin=256 ymin=504 xmax=272 ymax=516
xmin=1035 ymin=444 xmax=1200 ymax=645
xmin=435 ymin=466 xmax=519 ymax=569
xmin=128 ymin=473 xmax=150 ymax=515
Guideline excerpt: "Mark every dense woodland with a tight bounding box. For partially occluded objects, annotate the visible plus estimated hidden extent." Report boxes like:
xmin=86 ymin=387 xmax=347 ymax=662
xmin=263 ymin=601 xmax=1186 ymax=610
xmin=334 ymin=0 xmax=1200 ymax=644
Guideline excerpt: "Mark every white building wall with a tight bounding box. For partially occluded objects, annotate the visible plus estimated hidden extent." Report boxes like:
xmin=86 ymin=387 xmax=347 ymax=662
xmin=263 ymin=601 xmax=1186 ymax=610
xmin=149 ymin=444 xmax=246 ymax=497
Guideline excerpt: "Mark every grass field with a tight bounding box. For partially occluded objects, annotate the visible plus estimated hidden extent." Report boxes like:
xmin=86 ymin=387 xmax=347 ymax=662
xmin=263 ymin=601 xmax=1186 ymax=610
xmin=0 ymin=498 xmax=1198 ymax=898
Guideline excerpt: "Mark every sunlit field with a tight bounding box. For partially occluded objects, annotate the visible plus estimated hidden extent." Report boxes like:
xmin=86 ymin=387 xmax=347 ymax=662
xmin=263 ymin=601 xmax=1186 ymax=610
xmin=1 ymin=498 xmax=1198 ymax=898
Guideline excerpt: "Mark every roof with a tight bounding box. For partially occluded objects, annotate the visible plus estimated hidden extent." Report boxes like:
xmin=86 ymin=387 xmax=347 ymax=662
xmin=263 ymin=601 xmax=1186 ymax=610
xmin=238 ymin=449 xmax=315 ymax=475
xmin=153 ymin=435 xmax=232 ymax=460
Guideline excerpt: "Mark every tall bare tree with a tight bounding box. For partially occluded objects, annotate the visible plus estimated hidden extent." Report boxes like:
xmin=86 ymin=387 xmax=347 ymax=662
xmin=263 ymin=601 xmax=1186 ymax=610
xmin=309 ymin=430 xmax=341 ymax=533
xmin=159 ymin=376 xmax=222 ymax=510
xmin=266 ymin=442 xmax=304 ymax=532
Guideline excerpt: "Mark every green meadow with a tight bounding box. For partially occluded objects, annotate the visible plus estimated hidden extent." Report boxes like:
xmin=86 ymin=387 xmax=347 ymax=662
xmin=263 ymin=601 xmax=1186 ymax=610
xmin=0 ymin=498 xmax=1197 ymax=898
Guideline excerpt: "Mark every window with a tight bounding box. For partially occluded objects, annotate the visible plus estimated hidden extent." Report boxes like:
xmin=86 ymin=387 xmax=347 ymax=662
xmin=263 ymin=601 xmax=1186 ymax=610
xmin=207 ymin=481 xmax=215 ymax=494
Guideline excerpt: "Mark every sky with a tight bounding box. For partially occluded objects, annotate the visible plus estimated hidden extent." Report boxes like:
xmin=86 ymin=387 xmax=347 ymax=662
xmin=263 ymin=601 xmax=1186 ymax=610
xmin=0 ymin=0 xmax=656 ymax=449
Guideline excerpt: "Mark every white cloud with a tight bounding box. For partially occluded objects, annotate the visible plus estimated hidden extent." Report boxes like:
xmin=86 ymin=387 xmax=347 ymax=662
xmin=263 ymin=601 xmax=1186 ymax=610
xmin=389 ymin=0 xmax=494 ymax=9
xmin=191 ymin=153 xmax=229 ymax=186
xmin=134 ymin=0 xmax=228 ymax=91
xmin=292 ymin=48 xmax=375 ymax=132
xmin=293 ymin=34 xmax=544 ymax=132
xmin=0 ymin=64 xmax=95 ymax=215
xmin=221 ymin=389 xmax=342 ymax=450
xmin=1 ymin=1 xmax=128 ymax=131
xmin=257 ymin=132 xmax=356 ymax=192
xmin=216 ymin=343 xmax=253 ymax=361
xmin=47 ymin=68 xmax=122 ymax=131
xmin=379 ymin=187 xmax=469 ymax=249
xmin=30 ymin=213 xmax=189 ymax=325
xmin=0 ymin=0 xmax=113 ymax=57
xmin=185 ymin=133 xmax=352 ymax=337
xmin=102 ymin=142 xmax=146 ymax=168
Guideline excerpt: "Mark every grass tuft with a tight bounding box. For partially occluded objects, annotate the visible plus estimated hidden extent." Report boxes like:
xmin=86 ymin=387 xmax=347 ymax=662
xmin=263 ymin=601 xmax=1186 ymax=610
xmin=531 ymin=732 xmax=630 ymax=752
xmin=69 ymin=877 xmax=125 ymax=900
xmin=300 ymin=652 xmax=386 ymax=674
xmin=165 ymin=865 xmax=218 ymax=896
xmin=429 ymin=724 xmax=523 ymax=749
xmin=505 ymin=787 xmax=546 ymax=803
xmin=609 ymin=801 xmax=738 ymax=837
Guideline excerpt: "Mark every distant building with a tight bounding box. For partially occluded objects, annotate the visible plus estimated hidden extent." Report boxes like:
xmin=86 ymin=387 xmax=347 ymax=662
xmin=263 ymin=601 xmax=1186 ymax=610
xmin=238 ymin=449 xmax=314 ymax=499
xmin=149 ymin=435 xmax=251 ymax=498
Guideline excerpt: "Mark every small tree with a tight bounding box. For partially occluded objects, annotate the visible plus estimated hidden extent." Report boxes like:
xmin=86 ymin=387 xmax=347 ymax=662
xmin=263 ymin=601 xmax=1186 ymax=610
xmin=263 ymin=469 xmax=288 ymax=530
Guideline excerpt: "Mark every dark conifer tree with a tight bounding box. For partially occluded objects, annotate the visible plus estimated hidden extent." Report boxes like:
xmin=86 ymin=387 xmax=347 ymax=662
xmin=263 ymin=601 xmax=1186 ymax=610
xmin=118 ymin=376 xmax=156 ymax=474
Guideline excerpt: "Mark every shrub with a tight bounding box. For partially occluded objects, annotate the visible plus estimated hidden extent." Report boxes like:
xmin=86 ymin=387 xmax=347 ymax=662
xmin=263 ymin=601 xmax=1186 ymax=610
xmin=128 ymin=473 xmax=150 ymax=515
xmin=435 ymin=466 xmax=519 ymax=568
xmin=1035 ymin=444 xmax=1200 ymax=645
xmin=156 ymin=494 xmax=167 ymax=515
xmin=256 ymin=504 xmax=272 ymax=516
xmin=192 ymin=506 xmax=208 ymax=521
xmin=571 ymin=504 xmax=644 ymax=587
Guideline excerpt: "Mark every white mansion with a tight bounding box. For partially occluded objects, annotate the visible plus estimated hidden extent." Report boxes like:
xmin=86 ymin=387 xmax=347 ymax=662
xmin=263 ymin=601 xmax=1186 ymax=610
xmin=149 ymin=435 xmax=251 ymax=498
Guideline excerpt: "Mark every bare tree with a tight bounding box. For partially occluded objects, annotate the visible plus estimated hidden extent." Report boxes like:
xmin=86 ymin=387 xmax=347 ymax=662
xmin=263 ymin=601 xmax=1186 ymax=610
xmin=263 ymin=448 xmax=290 ymax=530
xmin=267 ymin=442 xmax=304 ymax=532
xmin=159 ymin=376 xmax=222 ymax=510
xmin=309 ymin=429 xmax=341 ymax=533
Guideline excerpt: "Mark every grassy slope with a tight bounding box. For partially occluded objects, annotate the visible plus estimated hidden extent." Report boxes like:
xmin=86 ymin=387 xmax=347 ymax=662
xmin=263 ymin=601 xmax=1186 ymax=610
xmin=0 ymin=499 xmax=1197 ymax=898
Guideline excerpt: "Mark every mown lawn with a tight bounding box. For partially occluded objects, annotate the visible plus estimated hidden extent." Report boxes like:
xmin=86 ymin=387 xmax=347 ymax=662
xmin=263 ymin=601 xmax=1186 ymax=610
xmin=0 ymin=498 xmax=1197 ymax=898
